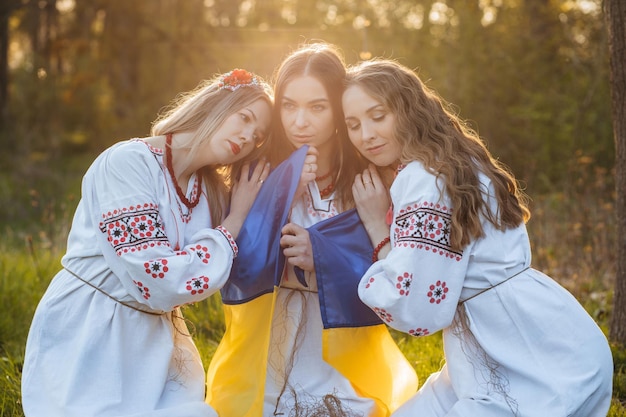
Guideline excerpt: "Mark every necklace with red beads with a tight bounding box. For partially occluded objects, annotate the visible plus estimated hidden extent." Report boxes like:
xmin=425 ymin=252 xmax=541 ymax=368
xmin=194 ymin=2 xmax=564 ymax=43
xmin=319 ymin=182 xmax=335 ymax=198
xmin=315 ymin=171 xmax=333 ymax=182
xmin=165 ymin=133 xmax=202 ymax=210
xmin=316 ymin=170 xmax=335 ymax=198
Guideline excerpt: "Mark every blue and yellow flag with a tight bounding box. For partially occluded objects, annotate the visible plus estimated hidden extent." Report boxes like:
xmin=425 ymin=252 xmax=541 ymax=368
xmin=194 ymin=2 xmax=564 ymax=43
xmin=302 ymin=209 xmax=419 ymax=415
xmin=206 ymin=146 xmax=417 ymax=416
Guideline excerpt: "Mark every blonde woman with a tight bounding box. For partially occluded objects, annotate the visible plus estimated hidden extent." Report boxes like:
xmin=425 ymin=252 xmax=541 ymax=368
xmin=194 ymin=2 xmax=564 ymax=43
xmin=22 ymin=69 xmax=272 ymax=417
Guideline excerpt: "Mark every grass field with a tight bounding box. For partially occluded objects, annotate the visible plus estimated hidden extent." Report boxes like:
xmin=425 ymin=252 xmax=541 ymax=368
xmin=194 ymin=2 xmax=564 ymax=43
xmin=1 ymin=155 xmax=625 ymax=415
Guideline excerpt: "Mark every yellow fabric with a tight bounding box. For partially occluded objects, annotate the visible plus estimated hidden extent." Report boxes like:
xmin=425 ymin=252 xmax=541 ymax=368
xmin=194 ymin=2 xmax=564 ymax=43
xmin=205 ymin=291 xmax=276 ymax=417
xmin=323 ymin=324 xmax=419 ymax=416
xmin=206 ymin=292 xmax=418 ymax=417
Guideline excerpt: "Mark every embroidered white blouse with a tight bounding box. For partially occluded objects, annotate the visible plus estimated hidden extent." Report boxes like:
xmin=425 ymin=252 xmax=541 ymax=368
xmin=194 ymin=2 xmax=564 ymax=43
xmin=22 ymin=140 xmax=237 ymax=417
xmin=360 ymin=161 xmax=613 ymax=417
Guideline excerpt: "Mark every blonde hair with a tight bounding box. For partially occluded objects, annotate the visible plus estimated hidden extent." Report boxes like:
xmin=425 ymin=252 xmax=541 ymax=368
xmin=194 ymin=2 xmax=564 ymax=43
xmin=270 ymin=42 xmax=367 ymax=210
xmin=151 ymin=72 xmax=273 ymax=225
xmin=345 ymin=59 xmax=530 ymax=251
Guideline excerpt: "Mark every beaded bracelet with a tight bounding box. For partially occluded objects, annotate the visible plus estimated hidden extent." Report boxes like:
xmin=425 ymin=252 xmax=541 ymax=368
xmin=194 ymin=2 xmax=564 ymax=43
xmin=372 ymin=236 xmax=391 ymax=262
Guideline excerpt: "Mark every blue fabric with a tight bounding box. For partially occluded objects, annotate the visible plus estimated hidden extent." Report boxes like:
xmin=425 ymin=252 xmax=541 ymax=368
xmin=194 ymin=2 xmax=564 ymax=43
xmin=221 ymin=146 xmax=308 ymax=304
xmin=295 ymin=209 xmax=383 ymax=329
xmin=222 ymin=145 xmax=382 ymax=328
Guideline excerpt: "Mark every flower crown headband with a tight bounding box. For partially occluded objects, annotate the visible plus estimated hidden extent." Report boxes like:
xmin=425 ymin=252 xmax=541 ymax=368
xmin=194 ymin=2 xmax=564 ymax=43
xmin=218 ymin=69 xmax=262 ymax=92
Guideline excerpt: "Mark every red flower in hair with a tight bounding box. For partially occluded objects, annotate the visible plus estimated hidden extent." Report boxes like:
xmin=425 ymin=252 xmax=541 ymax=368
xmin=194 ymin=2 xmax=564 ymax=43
xmin=218 ymin=69 xmax=260 ymax=91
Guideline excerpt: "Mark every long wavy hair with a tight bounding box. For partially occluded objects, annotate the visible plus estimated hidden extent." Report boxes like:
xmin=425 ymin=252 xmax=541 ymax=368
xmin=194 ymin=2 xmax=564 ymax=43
xmin=270 ymin=42 xmax=366 ymax=210
xmin=151 ymin=71 xmax=273 ymax=226
xmin=345 ymin=59 xmax=530 ymax=251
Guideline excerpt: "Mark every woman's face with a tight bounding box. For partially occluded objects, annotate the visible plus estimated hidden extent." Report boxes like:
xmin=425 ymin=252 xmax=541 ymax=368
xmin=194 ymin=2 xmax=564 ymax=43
xmin=205 ymin=98 xmax=271 ymax=165
xmin=342 ymin=84 xmax=402 ymax=167
xmin=279 ymin=75 xmax=336 ymax=154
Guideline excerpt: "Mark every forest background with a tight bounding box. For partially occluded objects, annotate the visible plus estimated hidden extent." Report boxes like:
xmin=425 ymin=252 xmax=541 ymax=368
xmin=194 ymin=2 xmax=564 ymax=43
xmin=0 ymin=0 xmax=624 ymax=415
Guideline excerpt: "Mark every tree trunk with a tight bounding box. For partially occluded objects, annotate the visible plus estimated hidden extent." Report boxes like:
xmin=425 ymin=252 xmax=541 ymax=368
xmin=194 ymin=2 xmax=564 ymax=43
xmin=604 ymin=0 xmax=626 ymax=345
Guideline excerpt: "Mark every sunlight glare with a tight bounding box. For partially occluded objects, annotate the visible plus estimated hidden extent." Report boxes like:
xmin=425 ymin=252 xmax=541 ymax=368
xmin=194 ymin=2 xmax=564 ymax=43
xmin=563 ymin=0 xmax=601 ymax=15
xmin=240 ymin=0 xmax=253 ymax=13
xmin=403 ymin=6 xmax=424 ymax=30
xmin=577 ymin=0 xmax=599 ymax=14
xmin=353 ymin=15 xmax=371 ymax=30
xmin=56 ymin=0 xmax=74 ymax=13
xmin=325 ymin=5 xmax=342 ymax=25
xmin=429 ymin=2 xmax=450 ymax=25
xmin=8 ymin=40 xmax=25 ymax=70
xmin=281 ymin=7 xmax=297 ymax=25
xmin=481 ymin=7 xmax=496 ymax=26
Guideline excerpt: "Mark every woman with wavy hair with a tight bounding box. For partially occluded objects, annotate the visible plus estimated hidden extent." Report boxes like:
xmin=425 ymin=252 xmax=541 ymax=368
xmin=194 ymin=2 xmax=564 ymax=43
xmin=343 ymin=58 xmax=613 ymax=417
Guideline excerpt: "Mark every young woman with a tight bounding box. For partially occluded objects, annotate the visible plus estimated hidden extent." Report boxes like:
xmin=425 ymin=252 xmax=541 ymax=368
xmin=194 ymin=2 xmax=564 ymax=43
xmin=21 ymin=69 xmax=273 ymax=417
xmin=266 ymin=42 xmax=373 ymax=416
xmin=206 ymin=43 xmax=417 ymax=417
xmin=342 ymin=58 xmax=613 ymax=417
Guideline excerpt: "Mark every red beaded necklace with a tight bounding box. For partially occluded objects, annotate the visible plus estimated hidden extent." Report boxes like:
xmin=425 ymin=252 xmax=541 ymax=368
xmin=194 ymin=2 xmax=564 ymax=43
xmin=315 ymin=171 xmax=333 ymax=182
xmin=316 ymin=170 xmax=335 ymax=198
xmin=319 ymin=181 xmax=335 ymax=198
xmin=165 ymin=133 xmax=202 ymax=210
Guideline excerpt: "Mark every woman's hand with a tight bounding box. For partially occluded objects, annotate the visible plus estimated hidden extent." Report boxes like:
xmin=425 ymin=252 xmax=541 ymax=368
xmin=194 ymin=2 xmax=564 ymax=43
xmin=353 ymin=164 xmax=391 ymax=252
xmin=294 ymin=147 xmax=318 ymax=201
xmin=221 ymin=159 xmax=271 ymax=239
xmin=280 ymin=222 xmax=315 ymax=272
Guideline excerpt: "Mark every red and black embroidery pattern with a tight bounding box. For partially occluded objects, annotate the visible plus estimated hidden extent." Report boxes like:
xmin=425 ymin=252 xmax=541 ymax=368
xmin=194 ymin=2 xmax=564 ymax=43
xmin=305 ymin=192 xmax=339 ymax=221
xmin=186 ymin=276 xmax=210 ymax=295
xmin=133 ymin=280 xmax=151 ymax=300
xmin=373 ymin=307 xmax=393 ymax=323
xmin=427 ymin=280 xmax=449 ymax=304
xmin=145 ymin=258 xmax=169 ymax=279
xmin=99 ymin=203 xmax=168 ymax=255
xmin=396 ymin=272 xmax=412 ymax=296
xmin=189 ymin=244 xmax=211 ymax=264
xmin=394 ymin=201 xmax=462 ymax=261
xmin=216 ymin=225 xmax=238 ymax=257
xmin=408 ymin=327 xmax=430 ymax=337
xmin=139 ymin=139 xmax=163 ymax=157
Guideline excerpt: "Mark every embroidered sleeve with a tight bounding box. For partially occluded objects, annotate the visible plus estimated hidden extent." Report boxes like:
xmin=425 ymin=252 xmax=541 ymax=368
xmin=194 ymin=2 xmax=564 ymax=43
xmin=99 ymin=202 xmax=169 ymax=255
xmin=215 ymin=225 xmax=238 ymax=258
xmin=88 ymin=141 xmax=236 ymax=311
xmin=358 ymin=162 xmax=472 ymax=336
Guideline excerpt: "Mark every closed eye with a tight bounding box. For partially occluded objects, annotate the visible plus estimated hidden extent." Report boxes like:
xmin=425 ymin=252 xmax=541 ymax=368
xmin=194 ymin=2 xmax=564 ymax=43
xmin=347 ymin=122 xmax=360 ymax=131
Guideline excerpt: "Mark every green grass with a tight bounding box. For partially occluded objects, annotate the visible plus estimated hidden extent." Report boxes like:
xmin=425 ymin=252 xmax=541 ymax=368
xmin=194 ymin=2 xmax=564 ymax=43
xmin=1 ymin=238 xmax=625 ymax=416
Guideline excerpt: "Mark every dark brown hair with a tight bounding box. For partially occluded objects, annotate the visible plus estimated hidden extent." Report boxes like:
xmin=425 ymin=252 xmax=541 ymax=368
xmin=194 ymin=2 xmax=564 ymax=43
xmin=270 ymin=42 xmax=366 ymax=210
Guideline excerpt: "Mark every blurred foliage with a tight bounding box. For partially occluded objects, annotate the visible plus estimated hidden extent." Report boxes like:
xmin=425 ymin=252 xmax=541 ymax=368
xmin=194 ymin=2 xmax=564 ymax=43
xmin=1 ymin=1 xmax=611 ymax=187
